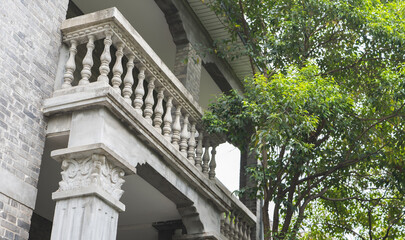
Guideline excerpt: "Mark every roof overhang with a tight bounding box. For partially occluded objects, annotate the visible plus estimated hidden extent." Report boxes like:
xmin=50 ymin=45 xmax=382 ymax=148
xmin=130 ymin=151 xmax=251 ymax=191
xmin=186 ymin=0 xmax=254 ymax=83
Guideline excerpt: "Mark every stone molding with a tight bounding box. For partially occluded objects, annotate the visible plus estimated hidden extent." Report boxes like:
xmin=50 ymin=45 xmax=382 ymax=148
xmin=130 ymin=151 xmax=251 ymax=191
xmin=0 ymin=167 xmax=38 ymax=209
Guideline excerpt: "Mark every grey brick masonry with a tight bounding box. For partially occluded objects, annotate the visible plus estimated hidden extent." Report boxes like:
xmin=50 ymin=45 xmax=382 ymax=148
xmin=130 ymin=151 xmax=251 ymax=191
xmin=0 ymin=0 xmax=69 ymax=239
xmin=0 ymin=192 xmax=32 ymax=240
xmin=173 ymin=43 xmax=202 ymax=101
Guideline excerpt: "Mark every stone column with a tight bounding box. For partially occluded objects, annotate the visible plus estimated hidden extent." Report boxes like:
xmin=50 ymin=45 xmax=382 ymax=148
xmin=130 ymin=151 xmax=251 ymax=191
xmin=50 ymin=153 xmax=125 ymax=240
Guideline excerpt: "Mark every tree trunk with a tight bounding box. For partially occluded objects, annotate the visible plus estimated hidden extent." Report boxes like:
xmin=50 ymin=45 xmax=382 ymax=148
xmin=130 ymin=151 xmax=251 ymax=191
xmin=262 ymin=201 xmax=271 ymax=240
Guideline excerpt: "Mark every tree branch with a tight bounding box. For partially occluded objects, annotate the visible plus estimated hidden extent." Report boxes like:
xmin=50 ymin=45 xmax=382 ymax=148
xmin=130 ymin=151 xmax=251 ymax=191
xmin=325 ymin=222 xmax=366 ymax=240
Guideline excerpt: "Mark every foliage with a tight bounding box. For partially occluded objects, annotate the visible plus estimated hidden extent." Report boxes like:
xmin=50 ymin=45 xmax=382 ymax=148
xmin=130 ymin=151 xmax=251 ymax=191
xmin=303 ymin=165 xmax=405 ymax=240
xmin=202 ymin=0 xmax=405 ymax=239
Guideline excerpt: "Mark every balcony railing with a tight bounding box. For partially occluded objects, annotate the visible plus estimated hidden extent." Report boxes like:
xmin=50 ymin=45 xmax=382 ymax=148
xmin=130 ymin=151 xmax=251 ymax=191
xmin=60 ymin=7 xmax=222 ymax=178
xmin=50 ymin=7 xmax=255 ymax=239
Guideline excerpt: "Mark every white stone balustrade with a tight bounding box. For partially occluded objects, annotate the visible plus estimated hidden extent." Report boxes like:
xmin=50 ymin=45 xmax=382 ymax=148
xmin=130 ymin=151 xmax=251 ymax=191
xmin=60 ymin=8 xmax=227 ymax=182
xmin=221 ymin=212 xmax=253 ymax=240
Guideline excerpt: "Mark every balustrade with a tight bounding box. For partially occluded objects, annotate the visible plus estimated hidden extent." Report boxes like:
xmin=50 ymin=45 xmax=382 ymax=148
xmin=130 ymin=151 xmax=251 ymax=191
xmin=221 ymin=212 xmax=252 ymax=240
xmin=60 ymin=21 xmax=224 ymax=182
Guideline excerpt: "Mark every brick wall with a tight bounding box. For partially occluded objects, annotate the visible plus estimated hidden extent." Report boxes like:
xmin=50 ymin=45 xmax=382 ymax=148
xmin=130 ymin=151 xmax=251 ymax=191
xmin=0 ymin=0 xmax=69 ymax=239
xmin=0 ymin=193 xmax=32 ymax=240
xmin=173 ymin=43 xmax=202 ymax=101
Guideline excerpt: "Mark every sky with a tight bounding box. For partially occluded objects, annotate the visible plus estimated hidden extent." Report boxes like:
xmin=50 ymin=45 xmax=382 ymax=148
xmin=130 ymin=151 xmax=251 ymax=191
xmin=215 ymin=142 xmax=241 ymax=193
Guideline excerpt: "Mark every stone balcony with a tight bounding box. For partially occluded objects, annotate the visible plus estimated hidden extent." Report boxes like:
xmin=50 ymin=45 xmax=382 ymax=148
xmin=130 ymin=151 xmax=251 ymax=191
xmin=42 ymin=7 xmax=255 ymax=240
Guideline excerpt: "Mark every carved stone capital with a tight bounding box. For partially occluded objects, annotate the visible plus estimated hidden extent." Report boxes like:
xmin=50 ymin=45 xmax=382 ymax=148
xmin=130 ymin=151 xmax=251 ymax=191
xmin=57 ymin=153 xmax=125 ymax=200
xmin=53 ymin=152 xmax=126 ymax=212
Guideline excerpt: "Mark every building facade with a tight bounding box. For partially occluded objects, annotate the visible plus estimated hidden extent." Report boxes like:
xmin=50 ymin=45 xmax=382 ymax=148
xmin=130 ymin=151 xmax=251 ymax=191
xmin=0 ymin=0 xmax=257 ymax=239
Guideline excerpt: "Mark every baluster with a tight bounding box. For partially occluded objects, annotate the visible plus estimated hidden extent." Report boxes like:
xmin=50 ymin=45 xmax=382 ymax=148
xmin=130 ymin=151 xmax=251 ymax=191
xmin=162 ymin=97 xmax=173 ymax=141
xmin=202 ymin=140 xmax=210 ymax=175
xmin=171 ymin=105 xmax=182 ymax=150
xmin=195 ymin=131 xmax=203 ymax=171
xmin=79 ymin=35 xmax=95 ymax=85
xmin=221 ymin=213 xmax=226 ymax=236
xmin=224 ymin=212 xmax=231 ymax=238
xmin=153 ymin=88 xmax=164 ymax=133
xmin=246 ymin=226 xmax=251 ymax=240
xmin=235 ymin=218 xmax=241 ymax=240
xmin=97 ymin=31 xmax=113 ymax=84
xmin=209 ymin=145 xmax=217 ymax=180
xmin=243 ymin=222 xmax=249 ymax=240
xmin=122 ymin=55 xmax=135 ymax=104
xmin=133 ymin=66 xmax=146 ymax=114
xmin=111 ymin=43 xmax=124 ymax=93
xmin=179 ymin=114 xmax=190 ymax=156
xmin=187 ymin=123 xmax=196 ymax=163
xmin=144 ymin=77 xmax=155 ymax=123
xmin=229 ymin=213 xmax=235 ymax=239
xmin=235 ymin=216 xmax=240 ymax=239
xmin=238 ymin=220 xmax=244 ymax=240
xmin=62 ymin=39 xmax=77 ymax=89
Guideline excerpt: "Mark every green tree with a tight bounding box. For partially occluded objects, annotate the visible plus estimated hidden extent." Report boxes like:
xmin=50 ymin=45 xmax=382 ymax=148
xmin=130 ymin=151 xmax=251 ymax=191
xmin=303 ymin=165 xmax=405 ymax=239
xmin=202 ymin=0 xmax=405 ymax=239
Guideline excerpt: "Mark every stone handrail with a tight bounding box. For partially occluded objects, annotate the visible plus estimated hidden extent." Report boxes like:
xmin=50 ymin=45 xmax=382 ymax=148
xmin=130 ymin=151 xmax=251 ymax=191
xmin=57 ymin=8 xmax=255 ymax=239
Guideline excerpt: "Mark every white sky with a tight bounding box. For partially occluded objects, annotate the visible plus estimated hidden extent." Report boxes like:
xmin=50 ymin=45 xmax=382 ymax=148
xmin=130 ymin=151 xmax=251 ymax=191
xmin=215 ymin=142 xmax=241 ymax=192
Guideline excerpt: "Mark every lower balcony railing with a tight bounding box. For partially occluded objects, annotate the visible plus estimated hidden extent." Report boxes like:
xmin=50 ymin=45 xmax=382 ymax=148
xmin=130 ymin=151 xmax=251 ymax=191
xmin=45 ymin=7 xmax=256 ymax=239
